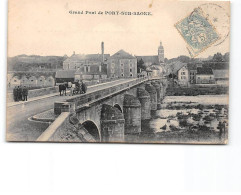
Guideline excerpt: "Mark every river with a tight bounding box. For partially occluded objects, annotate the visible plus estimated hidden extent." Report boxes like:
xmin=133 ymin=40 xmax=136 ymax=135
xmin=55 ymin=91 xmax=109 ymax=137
xmin=134 ymin=95 xmax=229 ymax=144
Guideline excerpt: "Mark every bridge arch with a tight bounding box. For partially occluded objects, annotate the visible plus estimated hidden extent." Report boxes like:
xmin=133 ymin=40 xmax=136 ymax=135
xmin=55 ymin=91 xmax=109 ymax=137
xmin=114 ymin=104 xmax=122 ymax=113
xmin=82 ymin=120 xmax=100 ymax=141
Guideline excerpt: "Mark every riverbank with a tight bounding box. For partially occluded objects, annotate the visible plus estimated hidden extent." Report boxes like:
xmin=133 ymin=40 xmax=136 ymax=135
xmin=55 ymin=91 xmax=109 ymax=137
xmin=166 ymin=85 xmax=228 ymax=96
xmin=137 ymin=95 xmax=229 ymax=144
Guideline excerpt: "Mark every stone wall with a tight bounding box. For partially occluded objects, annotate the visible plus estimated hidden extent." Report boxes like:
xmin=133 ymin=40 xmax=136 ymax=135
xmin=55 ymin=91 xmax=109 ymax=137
xmin=36 ymin=112 xmax=70 ymax=142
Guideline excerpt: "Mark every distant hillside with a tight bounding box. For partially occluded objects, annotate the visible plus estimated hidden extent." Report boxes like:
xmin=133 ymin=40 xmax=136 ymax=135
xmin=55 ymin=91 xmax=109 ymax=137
xmin=7 ymin=55 xmax=68 ymax=71
xmin=166 ymin=52 xmax=229 ymax=70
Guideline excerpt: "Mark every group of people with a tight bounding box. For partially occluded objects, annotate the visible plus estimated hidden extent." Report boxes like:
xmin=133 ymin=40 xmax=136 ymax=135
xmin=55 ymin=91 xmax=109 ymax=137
xmin=68 ymin=80 xmax=87 ymax=96
xmin=13 ymin=86 xmax=29 ymax=102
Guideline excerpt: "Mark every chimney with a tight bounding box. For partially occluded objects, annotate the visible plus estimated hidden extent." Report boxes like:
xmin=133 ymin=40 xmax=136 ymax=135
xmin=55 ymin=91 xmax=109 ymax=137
xmin=101 ymin=42 xmax=104 ymax=64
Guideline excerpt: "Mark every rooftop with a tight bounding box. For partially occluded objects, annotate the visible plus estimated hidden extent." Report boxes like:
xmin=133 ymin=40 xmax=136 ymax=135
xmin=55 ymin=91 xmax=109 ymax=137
xmin=109 ymin=50 xmax=136 ymax=60
xmin=136 ymin=56 xmax=159 ymax=65
xmin=64 ymin=54 xmax=110 ymax=62
xmin=213 ymin=69 xmax=229 ymax=79
xmin=196 ymin=67 xmax=213 ymax=75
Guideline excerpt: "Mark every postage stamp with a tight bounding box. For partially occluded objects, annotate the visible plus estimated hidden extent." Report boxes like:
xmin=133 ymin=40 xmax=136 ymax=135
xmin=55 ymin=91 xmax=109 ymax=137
xmin=175 ymin=8 xmax=220 ymax=57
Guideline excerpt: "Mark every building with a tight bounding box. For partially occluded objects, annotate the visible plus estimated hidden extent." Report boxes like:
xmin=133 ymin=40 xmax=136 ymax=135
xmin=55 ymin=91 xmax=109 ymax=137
xmin=167 ymin=61 xmax=186 ymax=77
xmin=74 ymin=65 xmax=107 ymax=81
xmin=196 ymin=67 xmax=215 ymax=84
xmin=213 ymin=69 xmax=229 ymax=86
xmin=187 ymin=64 xmax=198 ymax=84
xmin=63 ymin=42 xmax=109 ymax=80
xmin=136 ymin=41 xmax=166 ymax=77
xmin=158 ymin=41 xmax=165 ymax=63
xmin=55 ymin=70 xmax=76 ymax=83
xmin=107 ymin=50 xmax=137 ymax=78
xmin=7 ymin=72 xmax=56 ymax=88
xmin=150 ymin=66 xmax=160 ymax=77
xmin=177 ymin=64 xmax=189 ymax=86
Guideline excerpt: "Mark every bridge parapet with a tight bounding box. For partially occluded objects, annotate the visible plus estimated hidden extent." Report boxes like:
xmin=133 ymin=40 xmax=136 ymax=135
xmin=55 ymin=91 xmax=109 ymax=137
xmin=54 ymin=78 xmax=148 ymax=115
xmin=38 ymin=77 xmax=167 ymax=142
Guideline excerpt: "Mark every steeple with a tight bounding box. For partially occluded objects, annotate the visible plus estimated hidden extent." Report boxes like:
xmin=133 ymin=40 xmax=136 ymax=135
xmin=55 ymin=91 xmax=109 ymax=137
xmin=158 ymin=41 xmax=164 ymax=63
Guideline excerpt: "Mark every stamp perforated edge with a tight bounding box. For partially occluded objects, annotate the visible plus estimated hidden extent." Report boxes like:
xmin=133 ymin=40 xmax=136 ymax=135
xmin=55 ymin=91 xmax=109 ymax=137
xmin=174 ymin=7 xmax=221 ymax=58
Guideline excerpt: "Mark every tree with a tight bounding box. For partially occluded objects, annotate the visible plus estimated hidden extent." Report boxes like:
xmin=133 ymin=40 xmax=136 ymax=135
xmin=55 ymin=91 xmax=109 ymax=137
xmin=177 ymin=55 xmax=191 ymax=63
xmin=137 ymin=58 xmax=146 ymax=73
xmin=213 ymin=52 xmax=223 ymax=62
xmin=223 ymin=52 xmax=230 ymax=62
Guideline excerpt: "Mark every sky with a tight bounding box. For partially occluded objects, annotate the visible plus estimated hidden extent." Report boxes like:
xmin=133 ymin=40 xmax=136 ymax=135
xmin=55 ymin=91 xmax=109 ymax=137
xmin=8 ymin=0 xmax=230 ymax=59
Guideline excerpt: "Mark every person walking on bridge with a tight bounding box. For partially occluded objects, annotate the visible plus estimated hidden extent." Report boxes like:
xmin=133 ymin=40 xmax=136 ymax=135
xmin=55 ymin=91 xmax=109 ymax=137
xmin=81 ymin=81 xmax=87 ymax=94
xmin=22 ymin=86 xmax=29 ymax=101
xmin=16 ymin=86 xmax=22 ymax=101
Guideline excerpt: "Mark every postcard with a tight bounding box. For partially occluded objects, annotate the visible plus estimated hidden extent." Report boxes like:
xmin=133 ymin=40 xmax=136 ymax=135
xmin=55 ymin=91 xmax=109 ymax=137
xmin=7 ymin=0 xmax=230 ymax=144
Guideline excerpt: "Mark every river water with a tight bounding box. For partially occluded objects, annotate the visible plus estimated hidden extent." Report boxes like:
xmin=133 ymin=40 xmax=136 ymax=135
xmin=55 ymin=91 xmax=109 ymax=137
xmin=136 ymin=95 xmax=229 ymax=144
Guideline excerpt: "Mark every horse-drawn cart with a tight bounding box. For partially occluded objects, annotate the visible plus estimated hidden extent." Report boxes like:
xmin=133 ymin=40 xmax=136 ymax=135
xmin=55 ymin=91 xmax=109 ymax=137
xmin=72 ymin=82 xmax=81 ymax=95
xmin=72 ymin=82 xmax=87 ymax=95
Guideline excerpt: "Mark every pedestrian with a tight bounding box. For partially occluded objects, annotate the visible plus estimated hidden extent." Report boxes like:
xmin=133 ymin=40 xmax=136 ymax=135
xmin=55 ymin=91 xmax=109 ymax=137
xmin=13 ymin=86 xmax=17 ymax=102
xmin=19 ymin=86 xmax=23 ymax=101
xmin=82 ymin=81 xmax=87 ymax=94
xmin=16 ymin=86 xmax=21 ymax=101
xmin=79 ymin=80 xmax=83 ymax=94
xmin=222 ymin=121 xmax=226 ymax=139
xmin=68 ymin=81 xmax=72 ymax=89
xmin=70 ymin=82 xmax=75 ymax=96
xmin=218 ymin=121 xmax=223 ymax=140
xmin=22 ymin=86 xmax=28 ymax=101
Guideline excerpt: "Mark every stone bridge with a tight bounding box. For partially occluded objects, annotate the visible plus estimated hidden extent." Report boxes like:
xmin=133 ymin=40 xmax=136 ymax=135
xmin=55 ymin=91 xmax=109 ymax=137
xmin=37 ymin=78 xmax=167 ymax=142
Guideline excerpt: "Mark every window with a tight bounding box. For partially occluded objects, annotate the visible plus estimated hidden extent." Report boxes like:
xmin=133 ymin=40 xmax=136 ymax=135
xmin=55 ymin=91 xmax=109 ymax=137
xmin=121 ymin=63 xmax=124 ymax=67
xmin=121 ymin=74 xmax=124 ymax=77
xmin=130 ymin=73 xmax=133 ymax=77
xmin=130 ymin=63 xmax=133 ymax=67
xmin=181 ymin=72 xmax=186 ymax=75
xmin=130 ymin=69 xmax=132 ymax=72
xmin=121 ymin=69 xmax=124 ymax=73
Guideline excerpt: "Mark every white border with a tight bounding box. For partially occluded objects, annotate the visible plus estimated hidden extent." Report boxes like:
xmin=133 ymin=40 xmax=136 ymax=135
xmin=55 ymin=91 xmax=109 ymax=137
xmin=1 ymin=0 xmax=241 ymax=194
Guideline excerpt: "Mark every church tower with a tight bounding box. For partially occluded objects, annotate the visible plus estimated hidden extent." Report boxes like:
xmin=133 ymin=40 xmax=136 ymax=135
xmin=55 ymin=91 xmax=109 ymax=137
xmin=158 ymin=41 xmax=164 ymax=63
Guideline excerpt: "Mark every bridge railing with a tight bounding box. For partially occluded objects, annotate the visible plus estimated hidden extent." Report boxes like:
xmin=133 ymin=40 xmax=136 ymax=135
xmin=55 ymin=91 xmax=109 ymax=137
xmin=54 ymin=77 xmax=149 ymax=115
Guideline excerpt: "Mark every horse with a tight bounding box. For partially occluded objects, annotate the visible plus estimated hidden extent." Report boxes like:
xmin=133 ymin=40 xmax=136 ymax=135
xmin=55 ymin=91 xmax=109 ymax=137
xmin=59 ymin=83 xmax=68 ymax=96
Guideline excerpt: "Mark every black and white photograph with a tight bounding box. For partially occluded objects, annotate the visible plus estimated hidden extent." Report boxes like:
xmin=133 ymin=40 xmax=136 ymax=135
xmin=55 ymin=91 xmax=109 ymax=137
xmin=6 ymin=0 xmax=229 ymax=144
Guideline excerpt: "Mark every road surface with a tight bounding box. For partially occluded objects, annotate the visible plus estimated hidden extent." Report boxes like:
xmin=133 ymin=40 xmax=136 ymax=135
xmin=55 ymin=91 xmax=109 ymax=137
xmin=6 ymin=79 xmax=135 ymax=141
